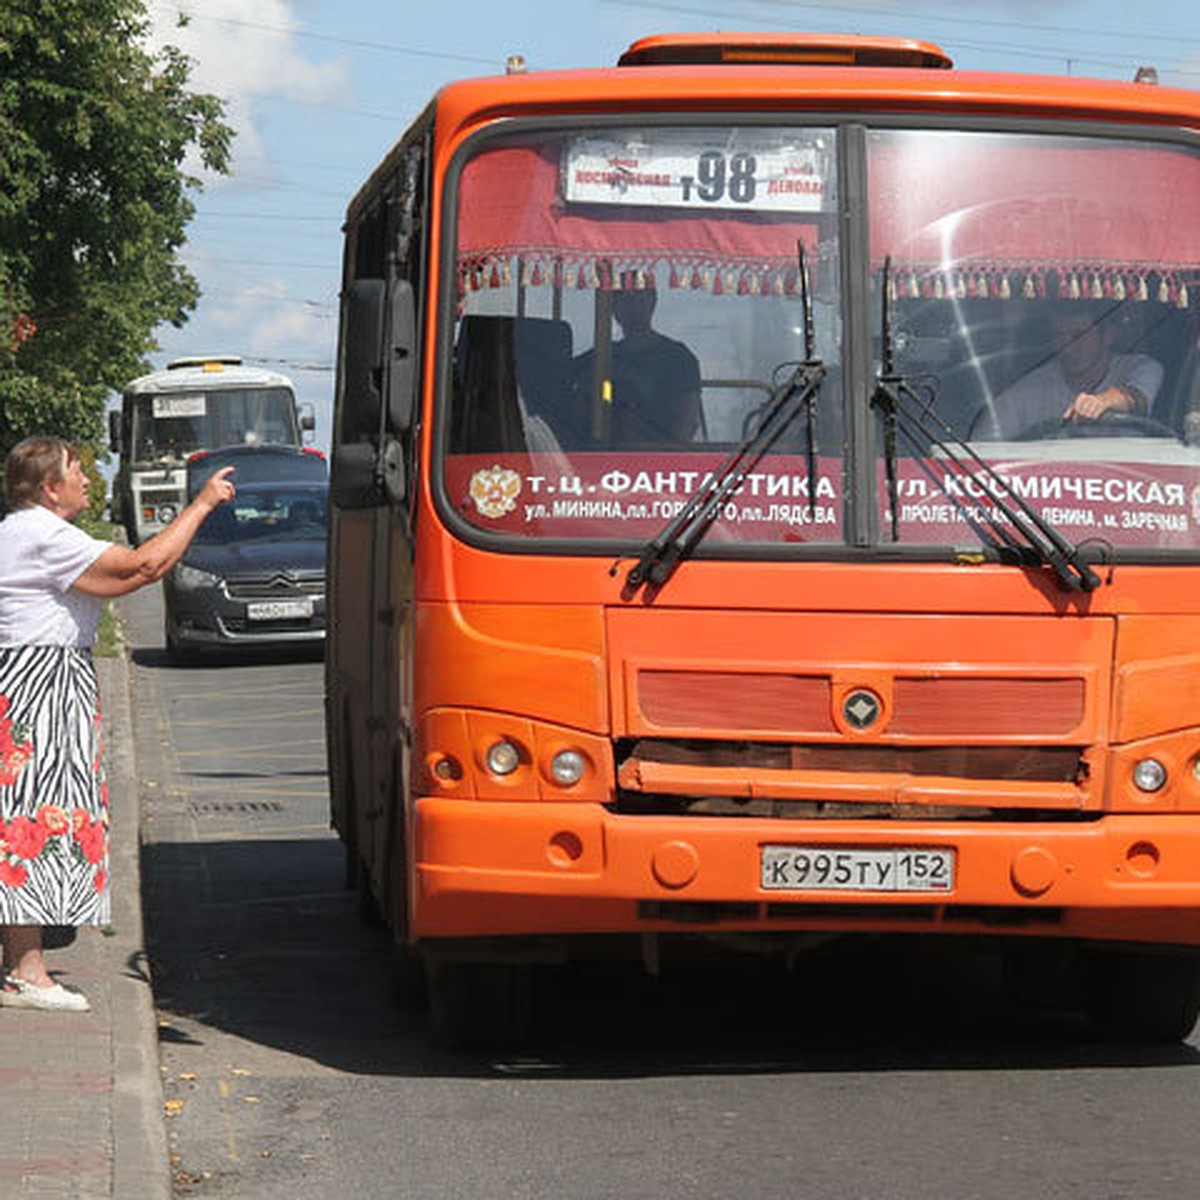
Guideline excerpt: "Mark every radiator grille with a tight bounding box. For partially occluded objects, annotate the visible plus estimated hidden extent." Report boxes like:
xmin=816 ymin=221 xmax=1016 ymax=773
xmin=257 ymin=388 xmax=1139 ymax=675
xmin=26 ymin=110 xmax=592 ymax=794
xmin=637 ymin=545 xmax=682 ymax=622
xmin=637 ymin=671 xmax=1085 ymax=737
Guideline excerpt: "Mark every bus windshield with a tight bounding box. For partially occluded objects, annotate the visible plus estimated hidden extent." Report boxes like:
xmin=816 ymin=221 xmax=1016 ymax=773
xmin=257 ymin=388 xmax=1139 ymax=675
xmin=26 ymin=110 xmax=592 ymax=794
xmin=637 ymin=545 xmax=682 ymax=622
xmin=131 ymin=386 xmax=300 ymax=463
xmin=443 ymin=123 xmax=1200 ymax=559
xmin=444 ymin=125 xmax=846 ymax=546
xmin=871 ymin=128 xmax=1200 ymax=557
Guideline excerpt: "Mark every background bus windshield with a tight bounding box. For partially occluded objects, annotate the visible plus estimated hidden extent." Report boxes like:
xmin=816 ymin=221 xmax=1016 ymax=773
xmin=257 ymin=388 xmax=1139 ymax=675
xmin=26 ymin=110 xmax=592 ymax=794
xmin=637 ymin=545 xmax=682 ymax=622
xmin=132 ymin=387 xmax=300 ymax=462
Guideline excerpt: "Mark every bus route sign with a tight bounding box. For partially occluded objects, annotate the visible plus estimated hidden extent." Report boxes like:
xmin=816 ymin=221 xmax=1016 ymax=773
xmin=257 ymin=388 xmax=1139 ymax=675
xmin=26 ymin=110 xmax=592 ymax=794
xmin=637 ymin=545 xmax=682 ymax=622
xmin=564 ymin=129 xmax=833 ymax=213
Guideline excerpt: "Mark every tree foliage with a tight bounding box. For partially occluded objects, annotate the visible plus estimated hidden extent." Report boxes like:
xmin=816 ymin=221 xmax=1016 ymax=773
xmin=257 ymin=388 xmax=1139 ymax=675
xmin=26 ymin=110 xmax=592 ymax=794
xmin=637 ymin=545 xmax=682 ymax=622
xmin=0 ymin=0 xmax=233 ymax=456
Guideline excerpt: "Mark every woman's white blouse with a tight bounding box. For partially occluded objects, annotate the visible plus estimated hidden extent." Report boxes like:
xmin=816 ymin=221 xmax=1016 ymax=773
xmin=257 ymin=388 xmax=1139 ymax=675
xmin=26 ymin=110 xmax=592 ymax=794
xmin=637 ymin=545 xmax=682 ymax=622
xmin=0 ymin=505 xmax=110 ymax=647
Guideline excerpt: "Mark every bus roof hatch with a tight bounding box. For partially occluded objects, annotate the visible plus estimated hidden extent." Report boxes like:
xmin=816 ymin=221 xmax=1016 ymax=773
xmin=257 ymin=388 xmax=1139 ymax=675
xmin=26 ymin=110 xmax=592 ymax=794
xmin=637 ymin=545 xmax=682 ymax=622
xmin=618 ymin=32 xmax=953 ymax=70
xmin=167 ymin=355 xmax=243 ymax=372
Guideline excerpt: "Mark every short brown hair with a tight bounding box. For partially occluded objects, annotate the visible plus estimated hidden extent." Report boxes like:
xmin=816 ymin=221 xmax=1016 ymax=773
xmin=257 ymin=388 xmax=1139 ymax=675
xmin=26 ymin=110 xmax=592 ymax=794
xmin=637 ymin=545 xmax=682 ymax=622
xmin=3 ymin=437 xmax=78 ymax=510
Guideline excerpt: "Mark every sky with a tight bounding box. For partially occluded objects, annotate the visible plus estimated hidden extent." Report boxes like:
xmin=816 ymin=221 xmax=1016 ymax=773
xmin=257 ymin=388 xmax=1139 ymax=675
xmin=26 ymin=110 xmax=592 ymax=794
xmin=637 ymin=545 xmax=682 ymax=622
xmin=136 ymin=0 xmax=1200 ymax=452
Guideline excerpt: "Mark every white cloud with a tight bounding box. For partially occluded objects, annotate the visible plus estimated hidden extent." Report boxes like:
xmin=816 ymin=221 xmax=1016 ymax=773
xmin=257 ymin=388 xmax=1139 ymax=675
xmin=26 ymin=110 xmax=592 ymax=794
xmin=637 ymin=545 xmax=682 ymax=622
xmin=219 ymin=284 xmax=334 ymax=360
xmin=153 ymin=273 xmax=337 ymax=447
xmin=146 ymin=0 xmax=352 ymax=181
xmin=169 ymin=272 xmax=334 ymax=360
xmin=136 ymin=1 xmax=345 ymax=444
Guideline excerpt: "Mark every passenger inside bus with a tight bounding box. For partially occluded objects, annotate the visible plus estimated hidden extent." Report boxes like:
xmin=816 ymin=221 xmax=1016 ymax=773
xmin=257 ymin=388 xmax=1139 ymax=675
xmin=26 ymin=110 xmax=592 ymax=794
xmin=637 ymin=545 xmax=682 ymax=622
xmin=975 ymin=301 xmax=1163 ymax=439
xmin=573 ymin=285 xmax=703 ymax=447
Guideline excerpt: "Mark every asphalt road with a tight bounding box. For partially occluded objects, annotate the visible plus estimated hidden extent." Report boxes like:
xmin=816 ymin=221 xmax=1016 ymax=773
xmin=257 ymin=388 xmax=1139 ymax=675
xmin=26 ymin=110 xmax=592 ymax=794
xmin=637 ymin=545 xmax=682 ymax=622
xmin=121 ymin=584 xmax=1200 ymax=1200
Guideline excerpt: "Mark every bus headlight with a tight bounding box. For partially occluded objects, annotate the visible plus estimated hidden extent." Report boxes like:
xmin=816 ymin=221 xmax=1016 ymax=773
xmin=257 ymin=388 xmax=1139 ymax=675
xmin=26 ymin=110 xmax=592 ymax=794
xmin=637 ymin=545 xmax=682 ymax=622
xmin=1133 ymin=758 xmax=1168 ymax=793
xmin=485 ymin=740 xmax=521 ymax=777
xmin=549 ymin=749 xmax=586 ymax=786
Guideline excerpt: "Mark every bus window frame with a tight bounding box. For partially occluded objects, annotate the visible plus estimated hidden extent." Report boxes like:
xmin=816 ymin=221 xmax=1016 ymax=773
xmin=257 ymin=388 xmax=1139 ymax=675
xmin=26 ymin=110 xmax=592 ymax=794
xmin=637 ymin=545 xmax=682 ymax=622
xmin=431 ymin=110 xmax=857 ymax=565
xmin=428 ymin=110 xmax=1200 ymax=568
xmin=334 ymin=119 xmax=432 ymax=513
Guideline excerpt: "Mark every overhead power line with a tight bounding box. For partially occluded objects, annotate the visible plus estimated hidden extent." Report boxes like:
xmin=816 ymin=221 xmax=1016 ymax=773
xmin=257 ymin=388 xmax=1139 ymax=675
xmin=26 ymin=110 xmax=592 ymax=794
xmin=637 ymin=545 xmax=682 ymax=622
xmin=601 ymin=0 xmax=1200 ymax=76
xmin=183 ymin=254 xmax=334 ymax=270
xmin=150 ymin=2 xmax=510 ymax=69
xmin=603 ymin=0 xmax=1200 ymax=48
xmin=242 ymin=357 xmax=334 ymax=373
xmin=722 ymin=0 xmax=1200 ymax=47
xmin=191 ymin=212 xmax=334 ymax=222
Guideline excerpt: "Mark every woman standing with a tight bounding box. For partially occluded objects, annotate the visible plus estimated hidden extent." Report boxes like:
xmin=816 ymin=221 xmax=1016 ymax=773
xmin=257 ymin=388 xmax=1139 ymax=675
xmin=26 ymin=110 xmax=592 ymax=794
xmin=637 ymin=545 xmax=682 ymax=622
xmin=0 ymin=436 xmax=234 ymax=1010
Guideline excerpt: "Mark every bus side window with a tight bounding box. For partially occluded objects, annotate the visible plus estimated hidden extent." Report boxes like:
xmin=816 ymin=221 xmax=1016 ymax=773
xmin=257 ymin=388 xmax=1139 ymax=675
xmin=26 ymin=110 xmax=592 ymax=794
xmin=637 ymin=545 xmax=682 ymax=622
xmin=452 ymin=316 xmax=522 ymax=453
xmin=1145 ymin=307 xmax=1199 ymax=436
xmin=452 ymin=315 xmax=577 ymax=453
xmin=513 ymin=318 xmax=585 ymax=448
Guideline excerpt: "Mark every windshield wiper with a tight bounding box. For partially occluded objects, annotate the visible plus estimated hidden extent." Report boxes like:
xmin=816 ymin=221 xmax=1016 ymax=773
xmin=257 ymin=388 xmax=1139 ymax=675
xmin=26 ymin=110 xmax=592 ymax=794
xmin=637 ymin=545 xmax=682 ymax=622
xmin=624 ymin=243 xmax=825 ymax=593
xmin=872 ymin=256 xmax=1101 ymax=594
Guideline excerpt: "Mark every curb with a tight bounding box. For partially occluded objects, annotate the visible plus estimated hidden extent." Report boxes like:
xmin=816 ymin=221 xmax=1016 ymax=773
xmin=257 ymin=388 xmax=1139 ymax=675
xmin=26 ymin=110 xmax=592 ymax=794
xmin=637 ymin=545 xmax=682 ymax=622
xmin=97 ymin=647 xmax=171 ymax=1199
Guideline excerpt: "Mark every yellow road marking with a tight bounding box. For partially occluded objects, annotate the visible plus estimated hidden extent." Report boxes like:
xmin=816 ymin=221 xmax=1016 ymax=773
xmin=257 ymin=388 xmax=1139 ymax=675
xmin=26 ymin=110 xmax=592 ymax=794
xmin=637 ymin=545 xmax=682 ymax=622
xmin=218 ymin=1079 xmax=241 ymax=1162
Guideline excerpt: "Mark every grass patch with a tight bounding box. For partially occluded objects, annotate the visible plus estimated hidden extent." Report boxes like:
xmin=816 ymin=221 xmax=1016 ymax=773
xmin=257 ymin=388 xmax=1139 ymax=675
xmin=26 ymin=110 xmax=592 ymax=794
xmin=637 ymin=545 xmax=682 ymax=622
xmin=94 ymin=603 xmax=121 ymax=658
xmin=78 ymin=516 xmax=123 ymax=659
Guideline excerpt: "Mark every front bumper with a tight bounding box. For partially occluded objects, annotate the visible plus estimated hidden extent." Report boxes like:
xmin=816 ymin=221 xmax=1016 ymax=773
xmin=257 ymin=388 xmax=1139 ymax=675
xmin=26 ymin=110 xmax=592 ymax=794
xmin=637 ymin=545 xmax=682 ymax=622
xmin=412 ymin=798 xmax=1200 ymax=946
xmin=166 ymin=583 xmax=326 ymax=646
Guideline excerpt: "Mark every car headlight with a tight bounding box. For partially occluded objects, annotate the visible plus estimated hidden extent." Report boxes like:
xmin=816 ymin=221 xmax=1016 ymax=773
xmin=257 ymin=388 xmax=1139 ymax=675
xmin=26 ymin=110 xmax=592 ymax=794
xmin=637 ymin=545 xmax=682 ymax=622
xmin=173 ymin=563 xmax=221 ymax=590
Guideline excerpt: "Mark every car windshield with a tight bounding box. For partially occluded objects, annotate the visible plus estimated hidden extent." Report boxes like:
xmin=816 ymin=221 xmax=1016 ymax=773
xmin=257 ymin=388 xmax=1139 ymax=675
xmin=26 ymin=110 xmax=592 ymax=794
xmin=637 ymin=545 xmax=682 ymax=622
xmin=194 ymin=485 xmax=328 ymax=545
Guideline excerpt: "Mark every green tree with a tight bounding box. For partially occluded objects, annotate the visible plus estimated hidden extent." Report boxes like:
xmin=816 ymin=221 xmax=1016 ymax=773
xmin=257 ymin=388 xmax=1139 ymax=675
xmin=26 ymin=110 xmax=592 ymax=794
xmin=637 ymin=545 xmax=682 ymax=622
xmin=0 ymin=0 xmax=233 ymax=456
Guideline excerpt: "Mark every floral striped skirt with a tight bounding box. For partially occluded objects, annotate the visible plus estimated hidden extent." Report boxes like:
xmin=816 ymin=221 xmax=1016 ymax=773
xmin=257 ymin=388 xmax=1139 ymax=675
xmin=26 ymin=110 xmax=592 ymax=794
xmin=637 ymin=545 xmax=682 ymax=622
xmin=0 ymin=646 xmax=110 ymax=926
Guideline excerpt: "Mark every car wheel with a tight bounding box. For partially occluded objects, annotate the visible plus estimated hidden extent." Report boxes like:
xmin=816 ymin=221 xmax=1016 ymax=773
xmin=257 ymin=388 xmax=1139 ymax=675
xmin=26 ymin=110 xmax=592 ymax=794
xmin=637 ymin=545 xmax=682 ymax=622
xmin=164 ymin=614 xmax=199 ymax=666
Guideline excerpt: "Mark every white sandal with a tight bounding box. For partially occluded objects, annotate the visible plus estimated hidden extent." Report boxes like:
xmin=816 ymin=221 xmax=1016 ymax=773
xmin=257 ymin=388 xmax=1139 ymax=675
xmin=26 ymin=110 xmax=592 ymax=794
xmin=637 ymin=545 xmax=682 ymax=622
xmin=0 ymin=976 xmax=90 ymax=1012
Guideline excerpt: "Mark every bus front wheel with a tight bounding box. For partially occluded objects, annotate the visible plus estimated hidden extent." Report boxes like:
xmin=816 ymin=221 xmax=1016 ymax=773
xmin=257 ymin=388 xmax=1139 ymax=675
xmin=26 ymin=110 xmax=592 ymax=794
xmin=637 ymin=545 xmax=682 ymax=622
xmin=1079 ymin=947 xmax=1200 ymax=1043
xmin=425 ymin=958 xmax=534 ymax=1051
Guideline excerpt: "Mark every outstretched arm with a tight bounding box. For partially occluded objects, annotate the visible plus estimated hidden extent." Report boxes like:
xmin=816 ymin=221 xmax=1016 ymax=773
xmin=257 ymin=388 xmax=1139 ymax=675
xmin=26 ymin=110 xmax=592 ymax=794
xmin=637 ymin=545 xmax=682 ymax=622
xmin=72 ymin=468 xmax=237 ymax=598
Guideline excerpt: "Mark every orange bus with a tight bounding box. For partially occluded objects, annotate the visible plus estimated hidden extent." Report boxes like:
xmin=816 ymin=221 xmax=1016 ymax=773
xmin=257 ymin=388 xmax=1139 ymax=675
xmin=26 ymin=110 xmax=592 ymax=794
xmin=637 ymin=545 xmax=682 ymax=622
xmin=328 ymin=32 xmax=1200 ymax=1046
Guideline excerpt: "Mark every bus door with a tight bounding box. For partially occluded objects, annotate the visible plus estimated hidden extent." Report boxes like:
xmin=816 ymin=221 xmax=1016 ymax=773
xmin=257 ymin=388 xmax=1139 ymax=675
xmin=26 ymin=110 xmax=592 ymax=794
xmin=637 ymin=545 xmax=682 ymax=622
xmin=330 ymin=139 xmax=426 ymax=935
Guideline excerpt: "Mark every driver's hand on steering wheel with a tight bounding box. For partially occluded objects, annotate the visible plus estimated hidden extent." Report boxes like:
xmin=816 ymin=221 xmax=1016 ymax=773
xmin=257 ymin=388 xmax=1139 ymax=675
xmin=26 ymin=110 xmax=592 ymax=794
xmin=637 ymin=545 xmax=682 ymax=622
xmin=1063 ymin=385 xmax=1133 ymax=422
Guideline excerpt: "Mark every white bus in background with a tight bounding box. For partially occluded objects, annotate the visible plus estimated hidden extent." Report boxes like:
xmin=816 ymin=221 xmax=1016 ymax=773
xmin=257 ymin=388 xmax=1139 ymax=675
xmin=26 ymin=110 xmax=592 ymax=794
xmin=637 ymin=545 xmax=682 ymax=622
xmin=109 ymin=355 xmax=315 ymax=544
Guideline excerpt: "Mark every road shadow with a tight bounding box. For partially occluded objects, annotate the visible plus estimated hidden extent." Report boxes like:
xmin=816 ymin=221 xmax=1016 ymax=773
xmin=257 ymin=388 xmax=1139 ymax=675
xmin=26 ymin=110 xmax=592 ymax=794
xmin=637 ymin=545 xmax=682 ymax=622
xmin=132 ymin=642 xmax=325 ymax=671
xmin=141 ymin=837 xmax=1200 ymax=1080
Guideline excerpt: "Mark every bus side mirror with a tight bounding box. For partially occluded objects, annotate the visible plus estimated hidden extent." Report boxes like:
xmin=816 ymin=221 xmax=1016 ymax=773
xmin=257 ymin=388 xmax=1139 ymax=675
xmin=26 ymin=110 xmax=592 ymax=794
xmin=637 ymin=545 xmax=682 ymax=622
xmin=343 ymin=279 xmax=387 ymax=438
xmin=331 ymin=442 xmax=382 ymax=510
xmin=387 ymin=280 xmax=417 ymax=434
xmin=108 ymin=409 xmax=123 ymax=454
xmin=298 ymin=402 xmax=317 ymax=436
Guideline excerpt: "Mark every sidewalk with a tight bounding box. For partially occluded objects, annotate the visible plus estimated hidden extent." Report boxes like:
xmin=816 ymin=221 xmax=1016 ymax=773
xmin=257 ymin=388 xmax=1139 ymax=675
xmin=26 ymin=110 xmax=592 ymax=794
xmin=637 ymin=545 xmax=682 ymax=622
xmin=0 ymin=648 xmax=170 ymax=1199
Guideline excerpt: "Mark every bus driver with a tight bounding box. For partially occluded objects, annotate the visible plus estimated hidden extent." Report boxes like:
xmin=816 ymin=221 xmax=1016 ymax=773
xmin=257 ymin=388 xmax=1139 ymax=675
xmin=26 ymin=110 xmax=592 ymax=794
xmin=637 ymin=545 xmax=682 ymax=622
xmin=978 ymin=302 xmax=1163 ymax=439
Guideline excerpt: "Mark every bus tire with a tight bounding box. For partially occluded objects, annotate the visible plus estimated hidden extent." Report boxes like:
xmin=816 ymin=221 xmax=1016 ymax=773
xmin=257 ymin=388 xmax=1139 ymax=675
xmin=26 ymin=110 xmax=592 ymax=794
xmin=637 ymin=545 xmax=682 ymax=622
xmin=355 ymin=860 xmax=384 ymax=928
xmin=1079 ymin=947 xmax=1200 ymax=1043
xmin=390 ymin=944 xmax=428 ymax=1012
xmin=425 ymin=959 xmax=534 ymax=1051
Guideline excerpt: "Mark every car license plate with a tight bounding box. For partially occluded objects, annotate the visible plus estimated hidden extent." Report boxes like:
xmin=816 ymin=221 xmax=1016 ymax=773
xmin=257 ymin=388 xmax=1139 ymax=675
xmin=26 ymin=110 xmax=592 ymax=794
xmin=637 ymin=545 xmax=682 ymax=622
xmin=760 ymin=845 xmax=954 ymax=893
xmin=246 ymin=598 xmax=313 ymax=621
